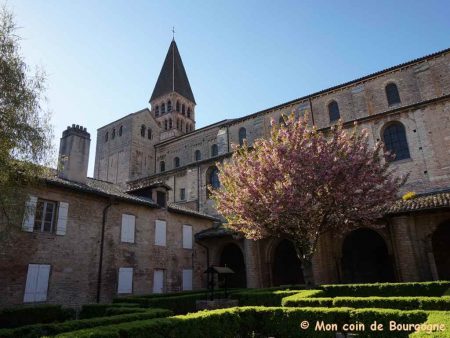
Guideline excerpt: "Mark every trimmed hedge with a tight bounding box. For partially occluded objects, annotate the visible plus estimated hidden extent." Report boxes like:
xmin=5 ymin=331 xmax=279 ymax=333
xmin=0 ymin=304 xmax=75 ymax=329
xmin=54 ymin=306 xmax=428 ymax=338
xmin=410 ymin=311 xmax=450 ymax=337
xmin=320 ymin=281 xmax=450 ymax=297
xmin=0 ymin=308 xmax=172 ymax=338
xmin=79 ymin=303 xmax=141 ymax=319
xmin=282 ymin=295 xmax=450 ymax=311
xmin=233 ymin=289 xmax=302 ymax=306
xmin=104 ymin=307 xmax=147 ymax=316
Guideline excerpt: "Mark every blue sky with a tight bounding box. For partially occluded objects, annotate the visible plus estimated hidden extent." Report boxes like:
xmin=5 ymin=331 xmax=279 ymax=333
xmin=9 ymin=0 xmax=450 ymax=176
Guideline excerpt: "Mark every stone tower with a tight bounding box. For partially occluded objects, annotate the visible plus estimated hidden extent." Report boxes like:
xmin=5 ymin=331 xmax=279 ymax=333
xmin=149 ymin=39 xmax=196 ymax=141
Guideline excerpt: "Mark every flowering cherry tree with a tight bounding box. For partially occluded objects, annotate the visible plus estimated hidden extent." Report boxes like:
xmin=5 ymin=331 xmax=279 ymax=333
xmin=212 ymin=115 xmax=405 ymax=285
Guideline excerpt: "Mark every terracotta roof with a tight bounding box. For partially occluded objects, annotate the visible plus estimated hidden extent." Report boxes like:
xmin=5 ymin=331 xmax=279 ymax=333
xmin=150 ymin=40 xmax=195 ymax=103
xmin=386 ymin=190 xmax=450 ymax=215
xmin=195 ymin=225 xmax=234 ymax=240
xmin=167 ymin=203 xmax=220 ymax=221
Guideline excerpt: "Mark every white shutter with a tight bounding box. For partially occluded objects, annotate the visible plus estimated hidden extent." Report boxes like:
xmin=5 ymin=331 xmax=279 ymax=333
xmin=182 ymin=225 xmax=192 ymax=249
xmin=117 ymin=267 xmax=133 ymax=294
xmin=155 ymin=220 xmax=166 ymax=246
xmin=182 ymin=269 xmax=193 ymax=291
xmin=24 ymin=264 xmax=50 ymax=302
xmin=24 ymin=264 xmax=39 ymax=302
xmin=56 ymin=202 xmax=69 ymax=235
xmin=35 ymin=265 xmax=50 ymax=301
xmin=22 ymin=196 xmax=37 ymax=232
xmin=121 ymin=214 xmax=135 ymax=243
xmin=153 ymin=269 xmax=164 ymax=293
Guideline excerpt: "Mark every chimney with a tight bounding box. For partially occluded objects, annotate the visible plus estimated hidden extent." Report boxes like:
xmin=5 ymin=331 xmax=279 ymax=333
xmin=58 ymin=124 xmax=90 ymax=184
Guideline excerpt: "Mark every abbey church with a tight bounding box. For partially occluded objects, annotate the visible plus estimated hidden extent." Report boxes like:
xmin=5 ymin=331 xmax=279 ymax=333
xmin=1 ymin=40 xmax=449 ymax=308
xmin=94 ymin=40 xmax=450 ymax=288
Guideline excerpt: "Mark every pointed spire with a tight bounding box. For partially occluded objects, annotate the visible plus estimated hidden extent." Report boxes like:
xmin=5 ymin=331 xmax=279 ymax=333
xmin=150 ymin=40 xmax=196 ymax=104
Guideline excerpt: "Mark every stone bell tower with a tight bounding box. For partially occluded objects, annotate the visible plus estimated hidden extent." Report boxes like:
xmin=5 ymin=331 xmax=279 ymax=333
xmin=149 ymin=39 xmax=196 ymax=141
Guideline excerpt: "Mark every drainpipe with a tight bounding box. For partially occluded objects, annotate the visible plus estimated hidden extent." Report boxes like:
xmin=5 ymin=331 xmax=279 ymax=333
xmin=96 ymin=198 xmax=113 ymax=303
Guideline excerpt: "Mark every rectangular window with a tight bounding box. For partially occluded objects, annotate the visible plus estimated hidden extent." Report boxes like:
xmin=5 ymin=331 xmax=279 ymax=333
xmin=182 ymin=225 xmax=192 ymax=249
xmin=117 ymin=267 xmax=133 ymax=294
xmin=24 ymin=264 xmax=50 ymax=303
xmin=182 ymin=269 xmax=193 ymax=291
xmin=155 ymin=220 xmax=166 ymax=246
xmin=121 ymin=214 xmax=135 ymax=243
xmin=153 ymin=269 xmax=165 ymax=294
xmin=180 ymin=188 xmax=186 ymax=201
xmin=34 ymin=200 xmax=57 ymax=233
xmin=156 ymin=191 xmax=166 ymax=208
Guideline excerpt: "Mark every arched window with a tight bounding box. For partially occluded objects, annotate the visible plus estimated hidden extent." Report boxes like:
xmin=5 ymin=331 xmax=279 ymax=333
xmin=211 ymin=144 xmax=218 ymax=157
xmin=161 ymin=103 xmax=166 ymax=114
xmin=238 ymin=127 xmax=247 ymax=146
xmin=160 ymin=161 xmax=165 ymax=172
xmin=155 ymin=105 xmax=160 ymax=117
xmin=105 ymin=131 xmax=108 ymax=142
xmin=383 ymin=122 xmax=410 ymax=161
xmin=328 ymin=100 xmax=340 ymax=122
xmin=174 ymin=157 xmax=180 ymax=168
xmin=164 ymin=119 xmax=168 ymax=130
xmin=176 ymin=119 xmax=180 ymax=130
xmin=194 ymin=150 xmax=201 ymax=161
xmin=112 ymin=128 xmax=116 ymax=139
xmin=147 ymin=128 xmax=152 ymax=140
xmin=141 ymin=124 xmax=146 ymax=137
xmin=167 ymin=100 xmax=172 ymax=112
xmin=169 ymin=119 xmax=173 ymax=129
xmin=206 ymin=166 xmax=220 ymax=197
xmin=176 ymin=101 xmax=180 ymax=112
xmin=279 ymin=115 xmax=285 ymax=125
xmin=181 ymin=120 xmax=184 ymax=131
xmin=187 ymin=107 xmax=191 ymax=119
xmin=182 ymin=104 xmax=185 ymax=115
xmin=186 ymin=124 xmax=189 ymax=133
xmin=119 ymin=125 xmax=123 ymax=136
xmin=385 ymin=83 xmax=401 ymax=106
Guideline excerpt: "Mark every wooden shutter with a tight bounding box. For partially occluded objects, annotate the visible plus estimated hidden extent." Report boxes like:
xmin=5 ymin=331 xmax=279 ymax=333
xmin=35 ymin=265 xmax=50 ymax=301
xmin=155 ymin=220 xmax=166 ymax=246
xmin=22 ymin=196 xmax=37 ymax=232
xmin=153 ymin=269 xmax=164 ymax=293
xmin=182 ymin=269 xmax=193 ymax=291
xmin=117 ymin=267 xmax=133 ymax=294
xmin=121 ymin=214 xmax=135 ymax=243
xmin=24 ymin=264 xmax=50 ymax=302
xmin=56 ymin=202 xmax=69 ymax=235
xmin=182 ymin=225 xmax=192 ymax=249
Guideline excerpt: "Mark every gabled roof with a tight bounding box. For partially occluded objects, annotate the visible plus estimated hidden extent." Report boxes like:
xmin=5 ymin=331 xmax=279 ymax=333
xmin=150 ymin=40 xmax=196 ymax=104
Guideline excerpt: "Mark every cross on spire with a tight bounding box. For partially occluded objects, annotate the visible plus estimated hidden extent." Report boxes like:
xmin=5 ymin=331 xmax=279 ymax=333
xmin=172 ymin=26 xmax=175 ymax=40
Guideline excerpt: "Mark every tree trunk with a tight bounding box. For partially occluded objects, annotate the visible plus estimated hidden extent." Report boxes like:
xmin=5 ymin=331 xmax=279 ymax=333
xmin=300 ymin=257 xmax=315 ymax=287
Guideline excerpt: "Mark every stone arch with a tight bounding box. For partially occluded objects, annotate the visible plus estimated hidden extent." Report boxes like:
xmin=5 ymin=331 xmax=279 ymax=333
xmin=219 ymin=243 xmax=247 ymax=288
xmin=341 ymin=228 xmax=395 ymax=283
xmin=432 ymin=220 xmax=450 ymax=280
xmin=271 ymin=239 xmax=304 ymax=286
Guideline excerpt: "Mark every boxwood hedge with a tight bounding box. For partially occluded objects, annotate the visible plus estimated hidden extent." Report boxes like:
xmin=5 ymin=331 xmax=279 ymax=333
xmin=0 ymin=304 xmax=75 ymax=329
xmin=0 ymin=308 xmax=172 ymax=338
xmin=54 ymin=306 xmax=428 ymax=338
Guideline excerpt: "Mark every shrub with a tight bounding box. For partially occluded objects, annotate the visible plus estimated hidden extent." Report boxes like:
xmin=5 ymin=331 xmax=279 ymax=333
xmin=0 ymin=304 xmax=75 ymax=329
xmin=281 ymin=289 xmax=326 ymax=306
xmin=282 ymin=295 xmax=450 ymax=311
xmin=410 ymin=311 xmax=450 ymax=337
xmin=55 ymin=306 xmax=351 ymax=338
xmin=104 ymin=307 xmax=147 ymax=316
xmin=79 ymin=303 xmax=141 ymax=319
xmin=320 ymin=281 xmax=450 ymax=297
xmin=0 ymin=308 xmax=172 ymax=338
xmin=233 ymin=289 xmax=301 ymax=306
xmin=349 ymin=308 xmax=427 ymax=338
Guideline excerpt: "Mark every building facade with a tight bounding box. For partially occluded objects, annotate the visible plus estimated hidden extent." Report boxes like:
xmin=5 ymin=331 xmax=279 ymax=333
xmin=0 ymin=125 xmax=217 ymax=309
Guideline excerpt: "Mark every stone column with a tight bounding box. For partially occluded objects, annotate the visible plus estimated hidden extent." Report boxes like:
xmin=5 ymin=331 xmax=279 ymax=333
xmin=390 ymin=216 xmax=421 ymax=281
xmin=244 ymin=239 xmax=262 ymax=288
